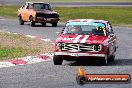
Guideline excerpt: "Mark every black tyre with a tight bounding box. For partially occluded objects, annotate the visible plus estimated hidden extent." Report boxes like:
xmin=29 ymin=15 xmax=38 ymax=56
xmin=41 ymin=22 xmax=46 ymax=26
xmin=100 ymin=54 xmax=108 ymax=65
xmin=31 ymin=20 xmax=35 ymax=27
xmin=30 ymin=16 xmax=35 ymax=27
xmin=19 ymin=16 xmax=24 ymax=25
xmin=53 ymin=55 xmax=63 ymax=65
xmin=109 ymin=54 xmax=115 ymax=62
xmin=52 ymin=22 xmax=57 ymax=27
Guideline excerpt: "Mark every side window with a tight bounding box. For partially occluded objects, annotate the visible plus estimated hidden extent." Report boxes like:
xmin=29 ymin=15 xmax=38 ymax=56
xmin=29 ymin=4 xmax=33 ymax=9
xmin=22 ymin=3 xmax=29 ymax=9
xmin=22 ymin=3 xmax=26 ymax=9
xmin=26 ymin=3 xmax=29 ymax=9
xmin=22 ymin=3 xmax=28 ymax=9
xmin=107 ymin=22 xmax=114 ymax=34
xmin=21 ymin=5 xmax=24 ymax=9
xmin=48 ymin=4 xmax=52 ymax=10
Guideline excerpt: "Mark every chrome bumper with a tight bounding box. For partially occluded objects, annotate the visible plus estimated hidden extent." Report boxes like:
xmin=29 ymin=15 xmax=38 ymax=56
xmin=55 ymin=52 xmax=105 ymax=57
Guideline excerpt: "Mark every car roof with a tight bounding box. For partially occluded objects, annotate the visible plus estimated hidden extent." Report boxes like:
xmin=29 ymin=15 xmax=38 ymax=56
xmin=67 ymin=19 xmax=108 ymax=24
xmin=26 ymin=2 xmax=49 ymax=4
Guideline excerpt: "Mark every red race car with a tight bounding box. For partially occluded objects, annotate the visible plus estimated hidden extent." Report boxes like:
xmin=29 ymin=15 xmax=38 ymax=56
xmin=53 ymin=19 xmax=117 ymax=65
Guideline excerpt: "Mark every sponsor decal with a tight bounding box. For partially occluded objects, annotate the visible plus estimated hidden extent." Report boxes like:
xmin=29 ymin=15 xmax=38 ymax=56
xmin=66 ymin=22 xmax=105 ymax=27
xmin=70 ymin=53 xmax=78 ymax=56
xmin=76 ymin=67 xmax=131 ymax=85
xmin=63 ymin=38 xmax=75 ymax=41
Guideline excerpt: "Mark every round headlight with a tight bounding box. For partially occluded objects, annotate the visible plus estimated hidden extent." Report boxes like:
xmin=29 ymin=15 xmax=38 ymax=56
xmin=62 ymin=43 xmax=66 ymax=46
xmin=93 ymin=44 xmax=102 ymax=51
xmin=57 ymin=43 xmax=62 ymax=49
xmin=98 ymin=44 xmax=102 ymax=51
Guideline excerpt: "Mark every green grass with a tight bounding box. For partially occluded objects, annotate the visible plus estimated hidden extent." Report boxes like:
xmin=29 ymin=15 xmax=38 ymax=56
xmin=55 ymin=7 xmax=132 ymax=26
xmin=0 ymin=6 xmax=132 ymax=26
xmin=0 ymin=46 xmax=38 ymax=60
xmin=0 ymin=6 xmax=19 ymax=18
xmin=0 ymin=32 xmax=53 ymax=60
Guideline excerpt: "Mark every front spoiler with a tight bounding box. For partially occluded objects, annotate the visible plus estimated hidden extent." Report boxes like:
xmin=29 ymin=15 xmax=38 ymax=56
xmin=54 ymin=52 xmax=105 ymax=57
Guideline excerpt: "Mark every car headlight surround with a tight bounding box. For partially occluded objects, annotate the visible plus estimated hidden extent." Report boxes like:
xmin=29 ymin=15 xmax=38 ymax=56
xmin=93 ymin=44 xmax=102 ymax=52
xmin=56 ymin=42 xmax=66 ymax=50
xmin=62 ymin=43 xmax=66 ymax=47
xmin=56 ymin=42 xmax=62 ymax=49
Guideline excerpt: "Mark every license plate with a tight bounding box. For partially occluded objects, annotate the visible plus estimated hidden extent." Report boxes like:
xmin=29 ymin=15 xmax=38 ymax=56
xmin=70 ymin=53 xmax=78 ymax=56
xmin=47 ymin=18 xmax=51 ymax=21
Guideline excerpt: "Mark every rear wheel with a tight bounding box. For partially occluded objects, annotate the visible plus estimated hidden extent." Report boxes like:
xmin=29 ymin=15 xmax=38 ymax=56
xmin=53 ymin=55 xmax=63 ymax=65
xmin=19 ymin=16 xmax=24 ymax=25
xmin=52 ymin=22 xmax=57 ymax=27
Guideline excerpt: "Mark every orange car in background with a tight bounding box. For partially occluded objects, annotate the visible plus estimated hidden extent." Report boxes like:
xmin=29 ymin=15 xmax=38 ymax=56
xmin=18 ymin=2 xmax=59 ymax=27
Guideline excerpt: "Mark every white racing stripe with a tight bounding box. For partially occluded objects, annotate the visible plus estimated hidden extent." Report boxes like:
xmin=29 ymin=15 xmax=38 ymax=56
xmin=73 ymin=35 xmax=82 ymax=43
xmin=80 ymin=35 xmax=89 ymax=43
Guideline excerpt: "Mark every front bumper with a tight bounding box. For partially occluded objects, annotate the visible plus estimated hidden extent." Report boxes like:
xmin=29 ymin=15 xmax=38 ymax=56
xmin=55 ymin=52 xmax=105 ymax=57
xmin=34 ymin=17 xmax=59 ymax=23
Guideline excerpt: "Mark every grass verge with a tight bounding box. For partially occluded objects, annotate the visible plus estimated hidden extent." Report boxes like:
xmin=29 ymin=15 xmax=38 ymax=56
xmin=56 ymin=7 xmax=132 ymax=26
xmin=0 ymin=32 xmax=53 ymax=61
xmin=0 ymin=47 xmax=38 ymax=60
xmin=0 ymin=6 xmax=132 ymax=26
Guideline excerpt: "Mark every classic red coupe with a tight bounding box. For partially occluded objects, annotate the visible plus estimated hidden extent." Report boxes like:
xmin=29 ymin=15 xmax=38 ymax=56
xmin=53 ymin=19 xmax=117 ymax=65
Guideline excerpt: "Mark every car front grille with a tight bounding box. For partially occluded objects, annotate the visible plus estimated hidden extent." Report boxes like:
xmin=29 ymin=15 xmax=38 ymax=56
xmin=36 ymin=13 xmax=59 ymax=18
xmin=61 ymin=43 xmax=96 ymax=52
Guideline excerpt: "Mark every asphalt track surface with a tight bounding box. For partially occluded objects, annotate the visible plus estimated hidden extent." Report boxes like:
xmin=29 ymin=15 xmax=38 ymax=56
xmin=0 ymin=18 xmax=132 ymax=88
xmin=0 ymin=0 xmax=132 ymax=7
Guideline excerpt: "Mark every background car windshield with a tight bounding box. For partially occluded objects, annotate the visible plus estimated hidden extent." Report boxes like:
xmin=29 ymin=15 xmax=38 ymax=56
xmin=33 ymin=3 xmax=51 ymax=10
xmin=63 ymin=24 xmax=106 ymax=36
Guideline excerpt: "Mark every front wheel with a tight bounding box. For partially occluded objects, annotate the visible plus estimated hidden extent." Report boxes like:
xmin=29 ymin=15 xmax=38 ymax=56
xmin=30 ymin=16 xmax=35 ymax=27
xmin=100 ymin=54 xmax=108 ymax=65
xmin=19 ymin=16 xmax=24 ymax=25
xmin=53 ymin=55 xmax=63 ymax=65
xmin=52 ymin=22 xmax=57 ymax=27
xmin=109 ymin=54 xmax=115 ymax=62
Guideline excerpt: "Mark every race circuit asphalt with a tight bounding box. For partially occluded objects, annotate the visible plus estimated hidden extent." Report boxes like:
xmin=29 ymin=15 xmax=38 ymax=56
xmin=0 ymin=18 xmax=132 ymax=88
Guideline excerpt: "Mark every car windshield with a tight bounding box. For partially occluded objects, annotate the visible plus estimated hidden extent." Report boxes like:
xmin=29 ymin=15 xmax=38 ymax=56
xmin=32 ymin=3 xmax=51 ymax=10
xmin=63 ymin=22 xmax=106 ymax=36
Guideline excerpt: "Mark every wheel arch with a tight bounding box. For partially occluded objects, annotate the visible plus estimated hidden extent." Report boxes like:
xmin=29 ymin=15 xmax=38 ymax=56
xmin=18 ymin=14 xmax=21 ymax=17
xmin=29 ymin=15 xmax=33 ymax=21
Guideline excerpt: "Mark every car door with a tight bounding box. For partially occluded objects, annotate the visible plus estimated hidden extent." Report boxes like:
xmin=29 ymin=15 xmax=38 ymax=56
xmin=20 ymin=3 xmax=30 ymax=21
